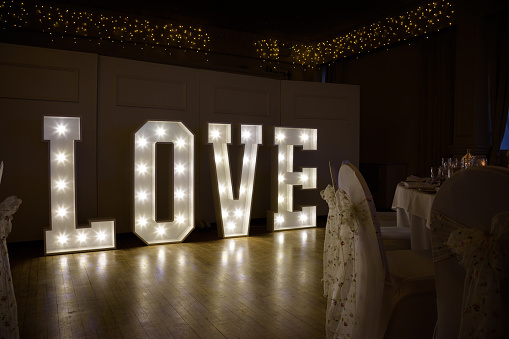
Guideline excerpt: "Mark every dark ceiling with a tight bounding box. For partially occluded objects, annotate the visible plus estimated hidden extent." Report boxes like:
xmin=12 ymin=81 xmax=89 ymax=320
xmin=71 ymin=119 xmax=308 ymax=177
xmin=65 ymin=0 xmax=427 ymax=41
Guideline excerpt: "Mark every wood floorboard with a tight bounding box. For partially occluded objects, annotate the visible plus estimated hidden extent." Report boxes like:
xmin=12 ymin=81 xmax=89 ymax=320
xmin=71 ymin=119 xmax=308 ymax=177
xmin=7 ymin=226 xmax=326 ymax=338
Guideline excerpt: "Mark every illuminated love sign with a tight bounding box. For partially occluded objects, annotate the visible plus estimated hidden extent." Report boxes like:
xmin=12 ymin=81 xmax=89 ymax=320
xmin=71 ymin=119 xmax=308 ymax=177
xmin=133 ymin=121 xmax=194 ymax=245
xmin=43 ymin=117 xmax=317 ymax=254
xmin=44 ymin=116 xmax=116 ymax=255
xmin=208 ymin=123 xmax=262 ymax=237
xmin=269 ymin=127 xmax=317 ymax=231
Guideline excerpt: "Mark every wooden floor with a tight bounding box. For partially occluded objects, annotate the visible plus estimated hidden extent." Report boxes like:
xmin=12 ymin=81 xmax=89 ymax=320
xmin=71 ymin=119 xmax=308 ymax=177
xmin=8 ymin=225 xmax=327 ymax=338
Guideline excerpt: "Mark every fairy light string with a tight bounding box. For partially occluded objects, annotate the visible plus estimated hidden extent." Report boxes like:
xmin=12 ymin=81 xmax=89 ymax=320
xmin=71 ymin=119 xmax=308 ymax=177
xmin=0 ymin=1 xmax=211 ymax=52
xmin=256 ymin=1 xmax=455 ymax=66
xmin=0 ymin=0 xmax=455 ymax=68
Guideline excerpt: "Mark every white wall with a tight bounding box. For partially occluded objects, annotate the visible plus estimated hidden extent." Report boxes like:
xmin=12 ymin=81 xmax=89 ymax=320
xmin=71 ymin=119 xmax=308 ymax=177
xmin=0 ymin=42 xmax=359 ymax=242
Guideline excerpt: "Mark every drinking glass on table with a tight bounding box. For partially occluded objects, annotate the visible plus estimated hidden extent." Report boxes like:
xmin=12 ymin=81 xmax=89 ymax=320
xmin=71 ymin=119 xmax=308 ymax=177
xmin=436 ymin=166 xmax=446 ymax=185
xmin=449 ymin=158 xmax=460 ymax=176
xmin=430 ymin=166 xmax=440 ymax=185
xmin=441 ymin=158 xmax=450 ymax=176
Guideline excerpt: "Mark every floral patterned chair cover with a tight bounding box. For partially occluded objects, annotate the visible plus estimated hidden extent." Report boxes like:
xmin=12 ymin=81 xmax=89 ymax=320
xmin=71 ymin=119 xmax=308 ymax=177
xmin=322 ymin=161 xmax=436 ymax=339
xmin=0 ymin=161 xmax=21 ymax=339
xmin=431 ymin=166 xmax=509 ymax=339
xmin=321 ymin=170 xmax=384 ymax=338
xmin=328 ymin=161 xmax=411 ymax=251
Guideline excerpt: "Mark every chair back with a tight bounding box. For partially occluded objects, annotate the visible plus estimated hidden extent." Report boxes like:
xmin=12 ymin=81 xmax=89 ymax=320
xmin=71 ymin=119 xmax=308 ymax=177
xmin=431 ymin=166 xmax=509 ymax=339
xmin=322 ymin=160 xmax=385 ymax=337
xmin=0 ymin=161 xmax=3 ymax=185
xmin=338 ymin=160 xmax=391 ymax=282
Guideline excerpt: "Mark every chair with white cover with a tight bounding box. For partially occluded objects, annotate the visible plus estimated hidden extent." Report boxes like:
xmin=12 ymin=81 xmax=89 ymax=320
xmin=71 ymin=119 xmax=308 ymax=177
xmin=321 ymin=160 xmax=436 ymax=338
xmin=430 ymin=166 xmax=509 ymax=339
xmin=328 ymin=161 xmax=411 ymax=251
xmin=0 ymin=161 xmax=21 ymax=338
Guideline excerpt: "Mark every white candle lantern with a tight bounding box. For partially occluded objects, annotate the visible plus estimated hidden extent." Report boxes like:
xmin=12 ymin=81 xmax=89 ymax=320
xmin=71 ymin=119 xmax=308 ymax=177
xmin=269 ymin=127 xmax=317 ymax=231
xmin=133 ymin=121 xmax=194 ymax=244
xmin=44 ymin=116 xmax=116 ymax=255
xmin=208 ymin=123 xmax=262 ymax=237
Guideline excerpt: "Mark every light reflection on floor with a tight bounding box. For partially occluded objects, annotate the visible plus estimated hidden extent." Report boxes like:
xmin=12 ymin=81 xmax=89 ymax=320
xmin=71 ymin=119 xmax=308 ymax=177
xmin=10 ymin=227 xmax=326 ymax=338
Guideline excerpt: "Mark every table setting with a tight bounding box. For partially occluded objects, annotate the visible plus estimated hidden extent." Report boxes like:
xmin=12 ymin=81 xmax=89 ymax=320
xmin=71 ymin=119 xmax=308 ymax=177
xmin=392 ymin=150 xmax=489 ymax=250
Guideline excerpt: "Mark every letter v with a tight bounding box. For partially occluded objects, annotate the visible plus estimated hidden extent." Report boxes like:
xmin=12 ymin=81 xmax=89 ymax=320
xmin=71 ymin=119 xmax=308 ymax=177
xmin=208 ymin=123 xmax=262 ymax=237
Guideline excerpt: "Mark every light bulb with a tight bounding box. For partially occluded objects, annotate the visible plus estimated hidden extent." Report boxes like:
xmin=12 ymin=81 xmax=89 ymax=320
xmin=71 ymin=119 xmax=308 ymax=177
xmin=77 ymin=232 xmax=87 ymax=243
xmin=155 ymin=126 xmax=166 ymax=137
xmin=55 ymin=178 xmax=68 ymax=191
xmin=57 ymin=233 xmax=68 ymax=244
xmin=96 ymin=230 xmax=106 ymax=242
xmin=136 ymin=190 xmax=148 ymax=202
xmin=136 ymin=162 xmax=149 ymax=175
xmin=175 ymin=163 xmax=185 ymax=175
xmin=137 ymin=137 xmax=148 ymax=149
xmin=210 ymin=130 xmax=220 ymax=140
xmin=137 ymin=216 xmax=148 ymax=227
xmin=156 ymin=226 xmax=166 ymax=235
xmin=54 ymin=123 xmax=68 ymax=136
xmin=218 ymin=184 xmax=226 ymax=194
xmin=55 ymin=151 xmax=68 ymax=164
xmin=175 ymin=137 xmax=186 ymax=149
xmin=242 ymin=130 xmax=251 ymax=141
xmin=175 ymin=188 xmax=185 ymax=200
xmin=56 ymin=206 xmax=69 ymax=218
xmin=276 ymin=132 xmax=285 ymax=142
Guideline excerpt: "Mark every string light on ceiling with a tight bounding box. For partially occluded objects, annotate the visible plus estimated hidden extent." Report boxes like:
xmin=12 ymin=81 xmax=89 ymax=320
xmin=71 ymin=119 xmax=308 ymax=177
xmin=0 ymin=0 xmax=211 ymax=52
xmin=0 ymin=0 xmax=454 ymax=68
xmin=255 ymin=0 xmax=455 ymax=66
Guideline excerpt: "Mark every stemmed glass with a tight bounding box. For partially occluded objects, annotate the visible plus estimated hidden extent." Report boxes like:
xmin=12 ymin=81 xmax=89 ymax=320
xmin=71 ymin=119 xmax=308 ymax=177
xmin=431 ymin=166 xmax=442 ymax=185
xmin=449 ymin=158 xmax=460 ymax=177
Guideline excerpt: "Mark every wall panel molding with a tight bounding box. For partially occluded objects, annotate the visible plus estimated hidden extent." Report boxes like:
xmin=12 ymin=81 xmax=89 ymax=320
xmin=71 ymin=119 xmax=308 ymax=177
xmin=116 ymin=75 xmax=187 ymax=110
xmin=212 ymin=86 xmax=270 ymax=116
xmin=293 ymin=95 xmax=349 ymax=120
xmin=0 ymin=62 xmax=78 ymax=102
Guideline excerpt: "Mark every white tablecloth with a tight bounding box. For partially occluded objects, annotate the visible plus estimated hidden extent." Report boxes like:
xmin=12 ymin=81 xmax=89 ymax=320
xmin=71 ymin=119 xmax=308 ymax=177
xmin=392 ymin=183 xmax=436 ymax=250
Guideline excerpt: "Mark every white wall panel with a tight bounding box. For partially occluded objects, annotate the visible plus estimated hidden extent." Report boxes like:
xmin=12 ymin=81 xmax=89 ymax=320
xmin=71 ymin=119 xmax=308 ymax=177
xmin=0 ymin=43 xmax=98 ymax=242
xmin=0 ymin=42 xmax=360 ymax=243
xmin=292 ymin=95 xmax=349 ymax=120
xmin=212 ymin=87 xmax=270 ymax=117
xmin=116 ymin=76 xmax=187 ymax=110
xmin=97 ymin=56 xmax=200 ymax=236
xmin=281 ymin=80 xmax=360 ymax=217
xmin=199 ymin=70 xmax=280 ymax=225
xmin=0 ymin=63 xmax=78 ymax=102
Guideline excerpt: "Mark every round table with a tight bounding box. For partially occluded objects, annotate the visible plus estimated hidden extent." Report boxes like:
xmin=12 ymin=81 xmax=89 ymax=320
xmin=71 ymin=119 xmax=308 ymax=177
xmin=391 ymin=183 xmax=436 ymax=250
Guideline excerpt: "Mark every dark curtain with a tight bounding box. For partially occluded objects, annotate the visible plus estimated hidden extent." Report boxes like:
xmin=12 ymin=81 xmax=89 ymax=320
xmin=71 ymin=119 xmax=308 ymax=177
xmin=488 ymin=10 xmax=509 ymax=165
xmin=420 ymin=28 xmax=456 ymax=171
xmin=322 ymin=63 xmax=336 ymax=83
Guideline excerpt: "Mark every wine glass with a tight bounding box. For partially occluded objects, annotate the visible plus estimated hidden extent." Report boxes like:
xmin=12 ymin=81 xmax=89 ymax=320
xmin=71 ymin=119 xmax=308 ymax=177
xmin=430 ymin=166 xmax=439 ymax=185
